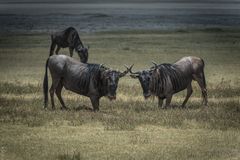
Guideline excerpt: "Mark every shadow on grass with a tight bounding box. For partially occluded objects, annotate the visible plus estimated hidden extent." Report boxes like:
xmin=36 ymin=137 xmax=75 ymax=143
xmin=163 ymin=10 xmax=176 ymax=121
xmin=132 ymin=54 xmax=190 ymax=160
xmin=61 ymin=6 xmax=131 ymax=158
xmin=58 ymin=152 xmax=82 ymax=160
xmin=0 ymin=91 xmax=239 ymax=130
xmin=74 ymin=105 xmax=93 ymax=111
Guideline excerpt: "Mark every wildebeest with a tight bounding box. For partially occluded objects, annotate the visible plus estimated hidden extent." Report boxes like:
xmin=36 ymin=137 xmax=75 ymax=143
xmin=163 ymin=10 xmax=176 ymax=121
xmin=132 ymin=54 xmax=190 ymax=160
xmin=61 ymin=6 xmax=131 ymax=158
xmin=130 ymin=56 xmax=208 ymax=108
xmin=43 ymin=55 xmax=132 ymax=111
xmin=49 ymin=27 xmax=89 ymax=63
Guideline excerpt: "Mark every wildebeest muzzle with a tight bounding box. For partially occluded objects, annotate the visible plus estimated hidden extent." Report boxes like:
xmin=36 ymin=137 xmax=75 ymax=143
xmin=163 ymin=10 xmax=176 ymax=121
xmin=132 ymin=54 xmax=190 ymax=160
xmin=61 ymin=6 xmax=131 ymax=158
xmin=78 ymin=47 xmax=89 ymax=63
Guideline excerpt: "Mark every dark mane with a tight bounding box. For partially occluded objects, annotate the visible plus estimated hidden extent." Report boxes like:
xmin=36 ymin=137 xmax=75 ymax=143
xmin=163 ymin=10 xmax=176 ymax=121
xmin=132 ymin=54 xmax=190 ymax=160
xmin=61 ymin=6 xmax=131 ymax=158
xmin=150 ymin=63 xmax=187 ymax=95
xmin=78 ymin=63 xmax=108 ymax=94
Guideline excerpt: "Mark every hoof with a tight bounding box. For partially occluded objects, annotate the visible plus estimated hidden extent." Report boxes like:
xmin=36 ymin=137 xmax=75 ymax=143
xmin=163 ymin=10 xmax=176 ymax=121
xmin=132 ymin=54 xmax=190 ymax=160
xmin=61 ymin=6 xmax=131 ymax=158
xmin=161 ymin=106 xmax=167 ymax=109
xmin=181 ymin=105 xmax=186 ymax=109
xmin=93 ymin=108 xmax=99 ymax=112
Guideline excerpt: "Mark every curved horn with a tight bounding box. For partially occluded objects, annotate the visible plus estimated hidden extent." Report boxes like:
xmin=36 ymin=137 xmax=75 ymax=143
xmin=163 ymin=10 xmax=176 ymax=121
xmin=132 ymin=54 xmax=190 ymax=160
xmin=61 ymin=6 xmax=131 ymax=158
xmin=119 ymin=64 xmax=134 ymax=77
xmin=124 ymin=64 xmax=134 ymax=73
xmin=151 ymin=61 xmax=159 ymax=70
xmin=152 ymin=61 xmax=158 ymax=66
xmin=125 ymin=64 xmax=141 ymax=75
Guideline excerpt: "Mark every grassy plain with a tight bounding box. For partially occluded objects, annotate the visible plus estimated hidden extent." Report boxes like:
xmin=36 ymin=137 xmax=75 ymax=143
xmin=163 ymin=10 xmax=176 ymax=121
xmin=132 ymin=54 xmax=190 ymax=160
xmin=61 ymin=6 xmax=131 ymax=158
xmin=0 ymin=29 xmax=240 ymax=160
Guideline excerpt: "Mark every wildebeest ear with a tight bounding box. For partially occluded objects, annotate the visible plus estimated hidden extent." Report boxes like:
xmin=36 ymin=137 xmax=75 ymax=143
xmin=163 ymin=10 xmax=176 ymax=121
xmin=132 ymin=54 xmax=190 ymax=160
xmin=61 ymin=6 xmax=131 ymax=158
xmin=99 ymin=64 xmax=106 ymax=70
xmin=118 ymin=72 xmax=126 ymax=78
xmin=130 ymin=75 xmax=139 ymax=79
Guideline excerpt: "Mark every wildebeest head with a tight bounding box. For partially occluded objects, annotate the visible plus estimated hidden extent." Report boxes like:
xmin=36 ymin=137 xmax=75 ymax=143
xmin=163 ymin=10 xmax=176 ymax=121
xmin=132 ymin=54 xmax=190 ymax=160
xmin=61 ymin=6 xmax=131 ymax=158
xmin=100 ymin=64 xmax=133 ymax=100
xmin=77 ymin=46 xmax=89 ymax=63
xmin=130 ymin=63 xmax=158 ymax=99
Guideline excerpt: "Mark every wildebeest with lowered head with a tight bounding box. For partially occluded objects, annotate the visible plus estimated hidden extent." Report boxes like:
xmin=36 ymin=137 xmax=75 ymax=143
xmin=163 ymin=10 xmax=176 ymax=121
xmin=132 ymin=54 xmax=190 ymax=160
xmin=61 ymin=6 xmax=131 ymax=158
xmin=43 ymin=55 xmax=132 ymax=111
xmin=49 ymin=27 xmax=89 ymax=63
xmin=130 ymin=56 xmax=208 ymax=108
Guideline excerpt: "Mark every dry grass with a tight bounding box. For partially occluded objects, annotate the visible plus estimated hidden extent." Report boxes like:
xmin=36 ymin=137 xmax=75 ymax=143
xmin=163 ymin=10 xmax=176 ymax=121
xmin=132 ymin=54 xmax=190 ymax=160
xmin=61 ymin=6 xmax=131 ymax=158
xmin=0 ymin=30 xmax=240 ymax=160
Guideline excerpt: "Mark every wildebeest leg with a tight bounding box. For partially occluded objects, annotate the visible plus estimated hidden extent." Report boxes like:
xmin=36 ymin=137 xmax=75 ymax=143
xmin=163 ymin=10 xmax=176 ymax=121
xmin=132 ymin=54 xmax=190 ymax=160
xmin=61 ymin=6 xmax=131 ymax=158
xmin=90 ymin=96 xmax=100 ymax=112
xmin=69 ymin=47 xmax=74 ymax=57
xmin=49 ymin=78 xmax=60 ymax=110
xmin=158 ymin=96 xmax=164 ymax=108
xmin=49 ymin=42 xmax=56 ymax=56
xmin=55 ymin=80 xmax=68 ymax=110
xmin=164 ymin=95 xmax=172 ymax=109
xmin=55 ymin=46 xmax=61 ymax=55
xmin=193 ymin=74 xmax=208 ymax=106
xmin=49 ymin=85 xmax=55 ymax=110
xmin=181 ymin=83 xmax=193 ymax=108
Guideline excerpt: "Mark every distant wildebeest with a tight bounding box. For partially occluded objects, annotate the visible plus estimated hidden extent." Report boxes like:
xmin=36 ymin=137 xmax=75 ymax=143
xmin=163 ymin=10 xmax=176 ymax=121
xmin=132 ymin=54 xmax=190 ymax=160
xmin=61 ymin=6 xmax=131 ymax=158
xmin=49 ymin=27 xmax=89 ymax=63
xmin=43 ymin=55 xmax=132 ymax=111
xmin=130 ymin=56 xmax=208 ymax=108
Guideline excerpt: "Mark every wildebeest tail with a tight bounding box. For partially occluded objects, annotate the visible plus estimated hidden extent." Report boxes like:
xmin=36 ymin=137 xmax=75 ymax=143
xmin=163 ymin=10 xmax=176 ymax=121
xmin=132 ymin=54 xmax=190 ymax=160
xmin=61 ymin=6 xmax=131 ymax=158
xmin=202 ymin=71 xmax=206 ymax=88
xmin=43 ymin=58 xmax=49 ymax=108
xmin=201 ymin=59 xmax=207 ymax=88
